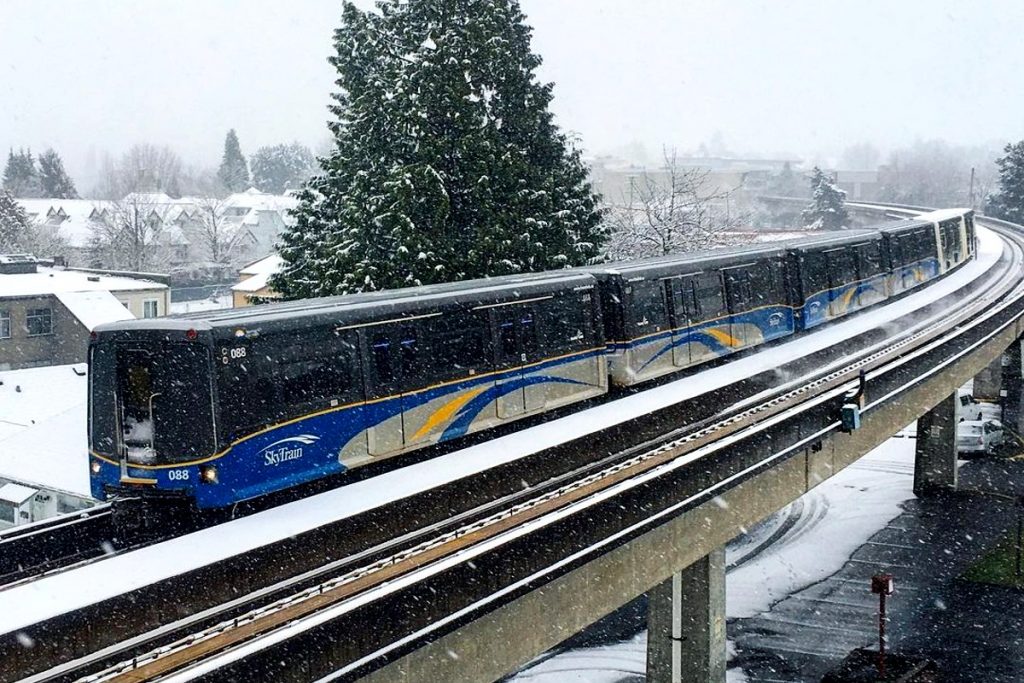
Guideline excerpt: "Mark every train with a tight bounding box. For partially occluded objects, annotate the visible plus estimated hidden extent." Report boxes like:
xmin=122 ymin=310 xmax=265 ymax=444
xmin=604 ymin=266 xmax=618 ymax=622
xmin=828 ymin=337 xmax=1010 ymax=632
xmin=88 ymin=208 xmax=976 ymax=509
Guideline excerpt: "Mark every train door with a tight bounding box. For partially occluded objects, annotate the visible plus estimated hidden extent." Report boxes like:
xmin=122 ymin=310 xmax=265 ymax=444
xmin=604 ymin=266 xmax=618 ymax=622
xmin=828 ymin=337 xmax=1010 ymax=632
xmin=723 ymin=267 xmax=751 ymax=350
xmin=667 ymin=276 xmax=698 ymax=367
xmin=825 ymin=248 xmax=858 ymax=318
xmin=363 ymin=326 xmax=406 ymax=456
xmin=693 ymin=271 xmax=728 ymax=362
xmin=492 ymin=303 xmax=542 ymax=418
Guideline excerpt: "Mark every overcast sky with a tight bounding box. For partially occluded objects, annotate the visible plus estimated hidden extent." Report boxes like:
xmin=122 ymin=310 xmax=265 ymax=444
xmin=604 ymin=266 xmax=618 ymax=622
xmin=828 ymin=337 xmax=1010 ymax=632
xmin=2 ymin=0 xmax=1023 ymax=188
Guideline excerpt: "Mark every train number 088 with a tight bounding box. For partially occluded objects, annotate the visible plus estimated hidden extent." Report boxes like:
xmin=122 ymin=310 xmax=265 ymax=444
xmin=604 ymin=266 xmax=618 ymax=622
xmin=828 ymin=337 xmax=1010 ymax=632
xmin=168 ymin=469 xmax=190 ymax=481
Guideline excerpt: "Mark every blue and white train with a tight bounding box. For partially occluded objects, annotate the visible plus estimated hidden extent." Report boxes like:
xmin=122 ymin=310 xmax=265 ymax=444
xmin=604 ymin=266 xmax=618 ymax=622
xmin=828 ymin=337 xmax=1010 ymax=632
xmin=88 ymin=209 xmax=975 ymax=509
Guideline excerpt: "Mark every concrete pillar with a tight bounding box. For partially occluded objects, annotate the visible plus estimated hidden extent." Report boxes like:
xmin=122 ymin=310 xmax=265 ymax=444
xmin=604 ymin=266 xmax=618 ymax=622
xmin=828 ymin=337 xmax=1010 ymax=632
xmin=913 ymin=391 xmax=959 ymax=496
xmin=1002 ymin=340 xmax=1024 ymax=436
xmin=972 ymin=354 xmax=1004 ymax=403
xmin=646 ymin=547 xmax=726 ymax=683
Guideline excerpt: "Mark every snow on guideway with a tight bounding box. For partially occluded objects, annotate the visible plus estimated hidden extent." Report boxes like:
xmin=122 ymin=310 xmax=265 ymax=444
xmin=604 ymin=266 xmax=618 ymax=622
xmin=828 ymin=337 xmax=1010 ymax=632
xmin=0 ymin=227 xmax=1004 ymax=637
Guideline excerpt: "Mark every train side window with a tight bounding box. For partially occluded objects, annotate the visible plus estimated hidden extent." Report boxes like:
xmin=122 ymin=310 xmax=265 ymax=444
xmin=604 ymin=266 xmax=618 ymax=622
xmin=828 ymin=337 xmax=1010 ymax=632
xmin=536 ymin=293 xmax=595 ymax=353
xmin=371 ymin=333 xmax=395 ymax=385
xmin=425 ymin=312 xmax=491 ymax=379
xmin=499 ymin=319 xmax=516 ymax=357
xmin=826 ymin=249 xmax=857 ymax=286
xmin=219 ymin=328 xmax=359 ymax=438
xmin=800 ymin=252 xmax=829 ymax=296
xmin=857 ymin=242 xmax=883 ymax=277
xmin=898 ymin=234 xmax=918 ymax=265
xmin=767 ymin=259 xmax=788 ymax=305
xmin=914 ymin=230 xmax=933 ymax=261
xmin=723 ymin=268 xmax=751 ymax=313
xmin=886 ymin=237 xmax=902 ymax=268
xmin=695 ymin=272 xmax=725 ymax=319
xmin=399 ymin=326 xmax=419 ymax=382
xmin=520 ymin=312 xmax=538 ymax=354
xmin=740 ymin=261 xmax=779 ymax=308
xmin=630 ymin=279 xmax=669 ymax=332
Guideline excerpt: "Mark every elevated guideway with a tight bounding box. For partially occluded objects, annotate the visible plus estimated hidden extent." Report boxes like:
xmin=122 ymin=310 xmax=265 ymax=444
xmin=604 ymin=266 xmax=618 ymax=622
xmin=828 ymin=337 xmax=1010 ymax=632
xmin=2 ymin=207 xmax=1022 ymax=683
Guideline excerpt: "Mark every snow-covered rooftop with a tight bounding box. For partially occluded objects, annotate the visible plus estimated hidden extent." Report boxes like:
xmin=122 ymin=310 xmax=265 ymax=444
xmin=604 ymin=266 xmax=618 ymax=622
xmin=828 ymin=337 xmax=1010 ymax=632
xmin=0 ymin=364 xmax=91 ymax=497
xmin=233 ymin=254 xmax=282 ymax=293
xmin=225 ymin=187 xmax=299 ymax=213
xmin=18 ymin=191 xmax=296 ymax=249
xmin=54 ymin=291 xmax=134 ymax=331
xmin=0 ymin=482 xmax=37 ymax=505
xmin=0 ymin=264 xmax=166 ymax=298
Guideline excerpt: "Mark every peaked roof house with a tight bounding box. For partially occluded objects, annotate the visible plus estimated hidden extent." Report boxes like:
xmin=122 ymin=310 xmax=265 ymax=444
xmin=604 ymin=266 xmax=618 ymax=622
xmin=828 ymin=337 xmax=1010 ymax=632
xmin=18 ymin=189 xmax=296 ymax=271
xmin=231 ymin=253 xmax=283 ymax=307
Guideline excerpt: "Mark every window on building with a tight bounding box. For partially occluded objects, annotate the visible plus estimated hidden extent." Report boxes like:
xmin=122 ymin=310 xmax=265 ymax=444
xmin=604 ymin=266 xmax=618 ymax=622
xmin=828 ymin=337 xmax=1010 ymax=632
xmin=0 ymin=310 xmax=9 ymax=339
xmin=143 ymin=300 xmax=159 ymax=318
xmin=26 ymin=308 xmax=52 ymax=336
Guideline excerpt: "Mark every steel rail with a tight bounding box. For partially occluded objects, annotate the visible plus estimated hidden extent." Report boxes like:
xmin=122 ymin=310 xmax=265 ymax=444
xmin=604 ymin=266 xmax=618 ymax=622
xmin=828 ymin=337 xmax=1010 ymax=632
xmin=0 ymin=504 xmax=115 ymax=589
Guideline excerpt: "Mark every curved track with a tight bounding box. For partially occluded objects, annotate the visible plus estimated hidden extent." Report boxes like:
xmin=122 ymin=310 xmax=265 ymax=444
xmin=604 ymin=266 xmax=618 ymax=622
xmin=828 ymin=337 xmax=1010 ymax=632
xmin=6 ymin=207 xmax=1024 ymax=683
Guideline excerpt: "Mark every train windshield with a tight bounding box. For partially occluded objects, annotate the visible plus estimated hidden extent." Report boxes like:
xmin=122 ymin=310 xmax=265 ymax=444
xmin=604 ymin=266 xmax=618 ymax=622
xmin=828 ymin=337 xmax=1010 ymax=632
xmin=90 ymin=341 xmax=216 ymax=466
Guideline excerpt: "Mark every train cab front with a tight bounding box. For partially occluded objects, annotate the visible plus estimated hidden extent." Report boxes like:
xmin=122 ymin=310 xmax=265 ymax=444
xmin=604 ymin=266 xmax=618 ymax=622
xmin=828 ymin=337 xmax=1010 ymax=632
xmin=88 ymin=321 xmax=221 ymax=522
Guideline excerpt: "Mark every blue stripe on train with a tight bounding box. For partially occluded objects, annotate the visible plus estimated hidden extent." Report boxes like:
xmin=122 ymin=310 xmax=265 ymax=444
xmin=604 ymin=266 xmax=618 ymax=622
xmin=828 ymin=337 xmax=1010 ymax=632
xmin=93 ymin=349 xmax=604 ymax=508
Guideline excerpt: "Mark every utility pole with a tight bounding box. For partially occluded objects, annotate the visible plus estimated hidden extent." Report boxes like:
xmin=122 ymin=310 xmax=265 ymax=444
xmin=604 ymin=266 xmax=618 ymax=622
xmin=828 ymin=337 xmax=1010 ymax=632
xmin=871 ymin=573 xmax=895 ymax=679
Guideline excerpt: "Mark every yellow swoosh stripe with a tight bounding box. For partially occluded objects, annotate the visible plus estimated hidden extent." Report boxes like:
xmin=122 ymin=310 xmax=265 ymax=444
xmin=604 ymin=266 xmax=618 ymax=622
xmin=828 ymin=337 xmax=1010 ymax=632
xmin=704 ymin=327 xmax=741 ymax=348
xmin=411 ymin=387 xmax=487 ymax=441
xmin=839 ymin=285 xmax=858 ymax=312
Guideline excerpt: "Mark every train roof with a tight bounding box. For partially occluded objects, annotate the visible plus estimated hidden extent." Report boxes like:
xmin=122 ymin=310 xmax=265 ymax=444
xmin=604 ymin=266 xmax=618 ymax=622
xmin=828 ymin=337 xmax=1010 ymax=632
xmin=96 ymin=269 xmax=597 ymax=338
xmin=586 ymin=228 xmax=886 ymax=280
xmin=918 ymin=208 xmax=973 ymax=223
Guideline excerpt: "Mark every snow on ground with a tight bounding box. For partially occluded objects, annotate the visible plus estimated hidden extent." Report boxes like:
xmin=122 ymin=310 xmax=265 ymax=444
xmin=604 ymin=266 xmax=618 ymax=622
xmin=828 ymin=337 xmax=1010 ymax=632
xmin=727 ymin=436 xmax=915 ymax=618
xmin=0 ymin=364 xmax=91 ymax=496
xmin=169 ymin=294 xmax=232 ymax=315
xmin=0 ymin=228 xmax=999 ymax=636
xmin=510 ymin=436 xmax=916 ymax=682
xmin=509 ymin=633 xmax=750 ymax=682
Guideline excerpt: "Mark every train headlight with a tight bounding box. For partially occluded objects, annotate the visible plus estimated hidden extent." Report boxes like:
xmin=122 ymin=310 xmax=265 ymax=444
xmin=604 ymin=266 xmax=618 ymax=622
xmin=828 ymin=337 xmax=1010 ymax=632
xmin=200 ymin=465 xmax=219 ymax=484
xmin=90 ymin=460 xmax=101 ymax=475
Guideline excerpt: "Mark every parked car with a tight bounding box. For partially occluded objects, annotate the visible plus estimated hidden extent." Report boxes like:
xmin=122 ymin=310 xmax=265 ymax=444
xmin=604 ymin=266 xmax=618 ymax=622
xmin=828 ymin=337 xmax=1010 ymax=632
xmin=958 ymin=389 xmax=984 ymax=421
xmin=957 ymin=419 xmax=1004 ymax=456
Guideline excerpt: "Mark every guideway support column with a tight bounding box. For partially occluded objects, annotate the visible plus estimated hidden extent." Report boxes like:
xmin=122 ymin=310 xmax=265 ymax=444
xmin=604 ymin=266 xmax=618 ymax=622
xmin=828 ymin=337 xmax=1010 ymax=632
xmin=1001 ymin=339 xmax=1024 ymax=436
xmin=646 ymin=547 xmax=726 ymax=683
xmin=913 ymin=391 xmax=959 ymax=496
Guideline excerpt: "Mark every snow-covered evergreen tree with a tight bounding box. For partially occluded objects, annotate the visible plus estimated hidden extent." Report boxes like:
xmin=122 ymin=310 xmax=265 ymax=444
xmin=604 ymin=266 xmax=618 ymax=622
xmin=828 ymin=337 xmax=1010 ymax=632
xmin=38 ymin=148 xmax=78 ymax=199
xmin=986 ymin=141 xmax=1024 ymax=223
xmin=0 ymin=190 xmax=32 ymax=252
xmin=2 ymin=149 xmax=42 ymax=198
xmin=251 ymin=143 xmax=315 ymax=194
xmin=217 ymin=129 xmax=250 ymax=192
xmin=802 ymin=167 xmax=848 ymax=230
xmin=271 ymin=0 xmax=605 ymax=299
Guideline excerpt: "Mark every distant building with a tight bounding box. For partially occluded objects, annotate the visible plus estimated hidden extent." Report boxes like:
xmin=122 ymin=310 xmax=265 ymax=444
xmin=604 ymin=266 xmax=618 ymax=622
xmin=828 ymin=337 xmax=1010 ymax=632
xmin=17 ymin=188 xmax=298 ymax=271
xmin=834 ymin=169 xmax=882 ymax=201
xmin=232 ymin=254 xmax=283 ymax=307
xmin=587 ymin=155 xmax=802 ymax=215
xmin=0 ymin=254 xmax=169 ymax=370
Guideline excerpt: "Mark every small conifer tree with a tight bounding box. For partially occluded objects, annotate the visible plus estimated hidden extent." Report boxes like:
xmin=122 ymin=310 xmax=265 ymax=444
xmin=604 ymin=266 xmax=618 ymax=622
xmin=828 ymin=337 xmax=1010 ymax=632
xmin=802 ymin=167 xmax=848 ymax=230
xmin=217 ymin=129 xmax=250 ymax=192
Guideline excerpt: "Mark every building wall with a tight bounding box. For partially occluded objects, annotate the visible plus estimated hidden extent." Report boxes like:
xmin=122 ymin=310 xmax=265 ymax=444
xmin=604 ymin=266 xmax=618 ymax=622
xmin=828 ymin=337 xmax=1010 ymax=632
xmin=232 ymin=286 xmax=275 ymax=308
xmin=0 ymin=295 xmax=89 ymax=370
xmin=111 ymin=288 xmax=170 ymax=319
